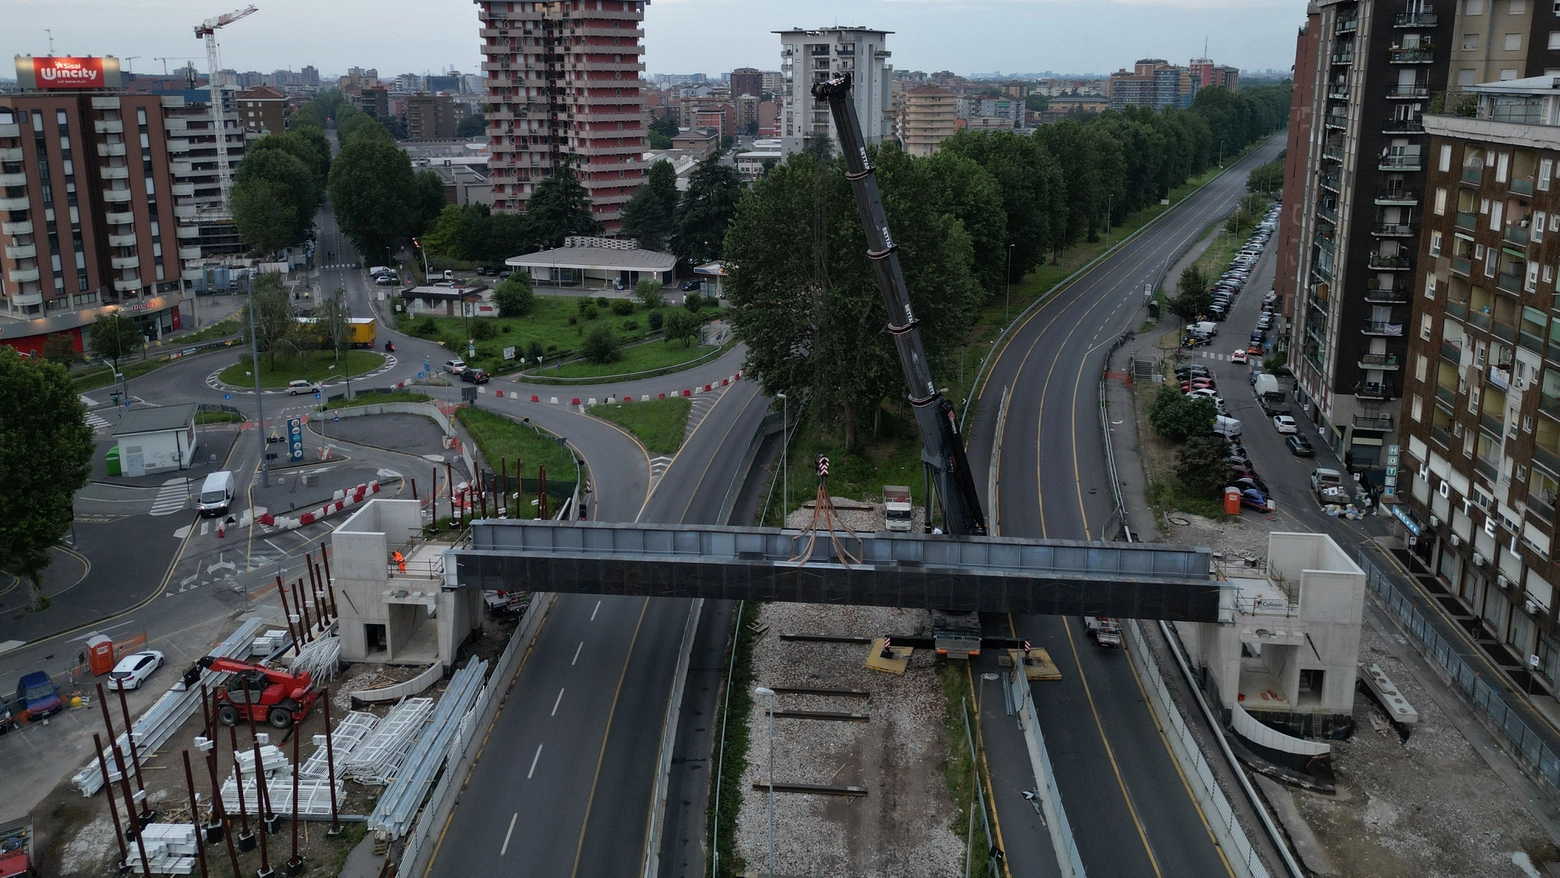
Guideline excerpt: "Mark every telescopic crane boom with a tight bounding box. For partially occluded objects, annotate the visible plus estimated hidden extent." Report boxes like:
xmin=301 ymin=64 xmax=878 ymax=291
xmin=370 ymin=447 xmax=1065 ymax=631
xmin=194 ymin=5 xmax=257 ymax=208
xmin=811 ymin=73 xmax=988 ymax=537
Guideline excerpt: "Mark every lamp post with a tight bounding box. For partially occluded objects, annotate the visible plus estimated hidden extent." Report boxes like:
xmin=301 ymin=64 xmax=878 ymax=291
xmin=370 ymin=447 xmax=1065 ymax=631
xmin=247 ymin=279 xmax=270 ymax=487
xmin=1219 ymin=139 xmax=1225 ymax=168
xmin=1105 ymin=193 xmax=1113 ymax=247
xmin=774 ymin=393 xmax=787 ymax=518
xmin=753 ymin=685 xmax=777 ymax=878
xmin=1004 ymin=244 xmax=1014 ymax=323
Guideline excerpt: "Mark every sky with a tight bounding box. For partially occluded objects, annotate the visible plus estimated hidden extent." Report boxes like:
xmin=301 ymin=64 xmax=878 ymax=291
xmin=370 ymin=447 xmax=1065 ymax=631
xmin=2 ymin=0 xmax=1302 ymax=81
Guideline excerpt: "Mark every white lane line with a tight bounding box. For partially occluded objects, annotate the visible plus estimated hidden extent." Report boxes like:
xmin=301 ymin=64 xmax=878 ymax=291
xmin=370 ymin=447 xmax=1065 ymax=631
xmin=572 ymin=641 xmax=583 ymax=665
xmin=551 ymin=688 xmax=565 ymax=716
xmin=527 ymin=744 xmax=543 ymax=779
xmin=500 ymin=811 xmax=518 ymax=856
xmin=590 ymin=599 xmax=601 ymax=621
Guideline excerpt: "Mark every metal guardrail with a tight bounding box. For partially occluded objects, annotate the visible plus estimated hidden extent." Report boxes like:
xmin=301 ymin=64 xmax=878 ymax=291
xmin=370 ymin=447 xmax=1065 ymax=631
xmin=368 ymin=658 xmax=488 ymax=838
xmin=643 ymin=598 xmax=703 ymax=878
xmin=1008 ymin=662 xmax=1087 ymax=877
xmin=1356 ymin=549 xmax=1560 ymax=791
xmin=72 ymin=618 xmax=265 ymax=796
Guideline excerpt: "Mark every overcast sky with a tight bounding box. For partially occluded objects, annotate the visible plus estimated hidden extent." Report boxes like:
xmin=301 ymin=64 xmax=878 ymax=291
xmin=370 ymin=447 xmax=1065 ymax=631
xmin=4 ymin=0 xmax=1301 ymax=81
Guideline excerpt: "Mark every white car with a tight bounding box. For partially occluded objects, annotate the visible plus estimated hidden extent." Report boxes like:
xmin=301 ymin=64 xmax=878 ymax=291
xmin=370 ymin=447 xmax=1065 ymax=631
xmin=443 ymin=358 xmax=467 ymax=374
xmin=108 ymin=650 xmax=165 ymax=691
xmin=287 ymin=380 xmax=321 ymax=396
xmin=1229 ymin=350 xmax=1248 ymax=364
xmin=1273 ymin=415 xmax=1299 ymax=434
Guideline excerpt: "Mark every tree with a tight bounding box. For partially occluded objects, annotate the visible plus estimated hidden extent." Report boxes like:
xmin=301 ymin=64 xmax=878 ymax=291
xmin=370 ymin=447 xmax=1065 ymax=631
xmin=328 ymin=124 xmax=425 ymax=261
xmin=672 ymin=153 xmax=743 ymax=264
xmin=525 ymin=340 xmax=545 ymax=363
xmin=1168 ymin=265 xmax=1212 ymax=322
xmin=1177 ymin=435 xmax=1235 ymax=498
xmin=581 ymin=324 xmax=621 ymax=364
xmin=1147 ymin=386 xmax=1216 ymax=443
xmin=412 ymin=170 xmax=448 ymax=238
xmin=683 ymin=291 xmax=705 ymax=312
xmin=905 ymin=146 xmax=1007 ymax=298
xmin=1246 ymin=155 xmax=1285 ymax=198
xmin=620 ymin=159 xmax=679 ymax=252
xmin=663 ymin=308 xmax=701 ymax=347
xmin=231 ymin=146 xmax=317 ymax=255
xmin=315 ymin=288 xmax=352 ymax=361
xmin=40 ymin=334 xmax=82 ymax=367
xmin=456 ymin=113 xmax=487 ymax=139
xmin=524 ymin=162 xmax=600 ymax=250
xmin=940 ymin=129 xmax=1066 ymax=279
xmin=239 ymin=272 xmax=301 ymax=370
xmin=633 ymin=278 xmax=665 ymax=311
xmin=494 ymin=273 xmax=535 ymax=317
xmin=648 ymin=131 xmax=672 ymax=150
xmin=649 ymin=115 xmax=680 ymax=140
xmin=88 ymin=313 xmax=143 ymax=370
xmin=0 ymin=349 xmax=93 ymax=610
xmin=1024 ymin=94 xmax=1049 ymax=113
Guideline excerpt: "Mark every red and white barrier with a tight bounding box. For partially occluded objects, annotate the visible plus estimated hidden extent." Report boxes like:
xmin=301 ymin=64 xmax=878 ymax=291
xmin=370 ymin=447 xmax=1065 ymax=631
xmin=257 ymin=480 xmax=382 ymax=530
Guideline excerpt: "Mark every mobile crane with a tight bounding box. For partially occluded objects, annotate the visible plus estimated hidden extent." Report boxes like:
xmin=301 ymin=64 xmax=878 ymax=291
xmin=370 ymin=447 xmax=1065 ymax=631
xmin=812 ymin=74 xmax=988 ymax=655
xmin=182 ymin=655 xmax=318 ymax=729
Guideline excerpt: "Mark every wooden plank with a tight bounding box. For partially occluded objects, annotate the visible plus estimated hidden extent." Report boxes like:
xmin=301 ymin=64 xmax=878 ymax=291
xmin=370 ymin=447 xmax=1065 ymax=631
xmin=769 ymin=686 xmax=870 ymax=699
xmin=766 ymin=709 xmax=869 ymax=722
xmin=751 ymin=782 xmax=868 ymax=797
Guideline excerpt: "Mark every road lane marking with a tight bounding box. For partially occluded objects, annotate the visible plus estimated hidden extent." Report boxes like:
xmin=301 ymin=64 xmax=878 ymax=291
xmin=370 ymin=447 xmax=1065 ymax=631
xmin=551 ymin=688 xmax=565 ymax=716
xmin=591 ymin=600 xmax=601 ymax=621
xmin=527 ymin=744 xmax=543 ymax=779
xmin=671 ymin=382 xmax=765 ymax=524
xmin=500 ymin=812 xmax=518 ymax=856
xmin=570 ymin=598 xmax=650 ymax=878
xmin=572 ymin=641 xmax=583 ymax=665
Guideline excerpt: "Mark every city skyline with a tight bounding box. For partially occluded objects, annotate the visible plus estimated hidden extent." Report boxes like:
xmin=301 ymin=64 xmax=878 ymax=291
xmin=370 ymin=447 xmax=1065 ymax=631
xmin=2 ymin=0 xmax=1298 ymax=83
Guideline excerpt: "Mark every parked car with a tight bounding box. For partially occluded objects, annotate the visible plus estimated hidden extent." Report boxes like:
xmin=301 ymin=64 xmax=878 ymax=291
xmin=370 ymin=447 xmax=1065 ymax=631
xmin=375 ymin=275 xmax=397 ymax=285
xmin=443 ymin=358 xmax=467 ymax=374
xmin=680 ymin=279 xmax=702 ymax=291
xmin=287 ymin=380 xmax=320 ymax=396
xmin=108 ymin=650 xmax=165 ymax=691
xmin=14 ymin=672 xmax=61 ymax=721
xmin=1273 ymin=415 xmax=1299 ymax=434
xmin=1230 ymin=476 xmax=1270 ymax=495
xmin=460 ymin=367 xmax=490 ymax=384
xmin=1240 ymin=489 xmax=1275 ymax=512
xmin=1229 ymin=350 xmax=1248 ymax=364
xmin=1175 ymin=365 xmax=1211 ymax=380
xmin=1286 ymin=434 xmax=1315 ymax=456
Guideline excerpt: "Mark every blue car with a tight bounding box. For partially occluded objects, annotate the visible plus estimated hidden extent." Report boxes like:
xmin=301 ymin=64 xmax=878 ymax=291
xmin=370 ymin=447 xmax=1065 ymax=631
xmin=15 ymin=671 xmax=61 ymax=720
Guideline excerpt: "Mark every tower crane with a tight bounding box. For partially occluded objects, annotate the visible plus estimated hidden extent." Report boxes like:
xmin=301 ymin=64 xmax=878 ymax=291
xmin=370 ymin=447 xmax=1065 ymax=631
xmin=154 ymin=57 xmax=200 ymax=76
xmin=194 ymin=5 xmax=258 ymax=208
xmin=122 ymin=56 xmax=141 ymax=74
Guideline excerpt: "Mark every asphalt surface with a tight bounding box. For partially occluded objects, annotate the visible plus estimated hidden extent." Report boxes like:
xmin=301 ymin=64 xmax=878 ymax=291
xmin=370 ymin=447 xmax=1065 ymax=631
xmin=964 ymin=136 xmax=1287 ymax=878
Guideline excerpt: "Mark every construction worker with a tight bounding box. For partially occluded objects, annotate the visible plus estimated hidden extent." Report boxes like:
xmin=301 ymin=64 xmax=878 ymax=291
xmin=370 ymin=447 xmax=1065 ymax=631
xmin=392 ymin=551 xmax=405 ymax=574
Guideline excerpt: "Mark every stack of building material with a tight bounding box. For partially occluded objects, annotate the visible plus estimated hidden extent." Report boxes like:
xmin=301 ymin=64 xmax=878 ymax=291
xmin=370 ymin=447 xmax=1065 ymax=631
xmin=299 ymin=711 xmax=378 ymax=780
xmin=233 ymin=745 xmax=289 ymax=778
xmin=250 ymin=629 xmax=291 ymax=656
xmin=291 ymin=635 xmax=341 ymax=683
xmin=342 ymin=698 xmax=432 ymax=785
xmin=126 ymin=823 xmax=198 ymax=875
xmin=368 ymin=661 xmax=489 ymax=838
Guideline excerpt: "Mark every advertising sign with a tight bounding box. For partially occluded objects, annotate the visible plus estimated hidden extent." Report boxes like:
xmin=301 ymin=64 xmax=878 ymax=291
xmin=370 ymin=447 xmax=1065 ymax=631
xmin=287 ymin=417 xmax=304 ymax=463
xmin=15 ymin=55 xmax=122 ymax=90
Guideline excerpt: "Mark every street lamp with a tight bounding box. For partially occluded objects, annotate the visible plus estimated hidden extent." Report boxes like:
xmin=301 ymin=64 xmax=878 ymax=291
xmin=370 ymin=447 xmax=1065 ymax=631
xmin=774 ymin=394 xmax=787 ymax=519
xmin=1218 ymin=139 xmax=1226 ymax=168
xmin=1105 ymin=193 xmax=1113 ymax=247
xmin=753 ymin=685 xmax=777 ymax=878
xmin=1004 ymin=244 xmax=1015 ymax=323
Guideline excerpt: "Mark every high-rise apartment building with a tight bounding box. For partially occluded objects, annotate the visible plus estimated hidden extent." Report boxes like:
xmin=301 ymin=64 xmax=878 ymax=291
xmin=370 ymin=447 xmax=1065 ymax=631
xmin=1398 ymin=76 xmax=1560 ymax=691
xmin=476 ymin=0 xmax=648 ymax=230
xmin=0 ymin=61 xmax=201 ymax=351
xmin=236 ymin=85 xmax=286 ymax=137
xmin=1281 ymin=0 xmax=1560 ymax=474
xmin=406 ymin=93 xmax=458 ymax=141
xmin=730 ymin=67 xmax=763 ymax=99
xmin=776 ymin=27 xmax=892 ymax=156
xmin=900 ymin=85 xmax=957 ymax=156
xmin=1107 ymin=59 xmax=1191 ymax=110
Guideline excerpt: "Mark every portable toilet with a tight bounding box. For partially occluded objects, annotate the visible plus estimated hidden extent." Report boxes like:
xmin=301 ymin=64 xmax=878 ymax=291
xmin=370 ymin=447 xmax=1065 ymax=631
xmin=86 ymin=634 xmax=115 ymax=676
xmin=1223 ymin=487 xmax=1242 ymax=516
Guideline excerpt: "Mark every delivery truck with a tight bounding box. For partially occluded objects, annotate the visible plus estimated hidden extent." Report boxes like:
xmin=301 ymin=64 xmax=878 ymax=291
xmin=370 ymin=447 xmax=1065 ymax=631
xmin=295 ymin=317 xmax=378 ymax=349
xmin=1254 ymin=373 xmax=1286 ymax=415
xmin=882 ymin=485 xmax=913 ymax=532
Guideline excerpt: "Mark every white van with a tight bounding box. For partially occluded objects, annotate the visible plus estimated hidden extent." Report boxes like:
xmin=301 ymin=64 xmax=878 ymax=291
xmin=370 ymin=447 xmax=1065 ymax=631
xmin=1213 ymin=415 xmax=1243 ymax=439
xmin=198 ymin=471 xmax=235 ymax=517
xmin=1189 ymin=321 xmax=1218 ymax=339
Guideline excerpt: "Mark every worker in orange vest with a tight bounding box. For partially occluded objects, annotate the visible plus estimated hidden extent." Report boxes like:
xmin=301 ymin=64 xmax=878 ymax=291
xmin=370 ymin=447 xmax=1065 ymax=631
xmin=392 ymin=551 xmax=406 ymax=574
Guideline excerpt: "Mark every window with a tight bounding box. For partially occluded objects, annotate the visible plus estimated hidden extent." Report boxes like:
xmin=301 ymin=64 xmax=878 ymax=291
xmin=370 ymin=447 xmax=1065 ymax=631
xmin=1460 ymin=69 xmax=1477 ymax=87
xmin=1427 ymin=273 xmax=1439 ymax=298
xmin=1412 ymin=395 xmax=1424 ymax=422
xmin=1543 ymin=159 xmax=1554 ymax=191
xmin=1431 ymin=230 xmax=1444 ymax=255
xmin=1468 ymin=0 xmax=1485 ymax=12
xmin=1491 ymin=200 xmax=1505 ymax=230
xmin=1441 ymin=144 xmax=1454 ymax=172
xmin=1506 ymin=33 xmax=1524 ymax=51
xmin=1422 ymin=312 xmax=1434 ymax=339
xmin=1417 ymin=354 xmax=1429 ymax=382
xmin=1502 ymin=68 xmax=1520 ymax=80
xmin=1464 ymin=34 xmax=1482 ymax=51
xmin=1546 ymin=265 xmax=1556 ymax=284
xmin=1488 ymin=249 xmax=1499 ymax=276
xmin=1512 ymin=0 xmax=1528 ymax=11
xmin=1537 ymin=212 xmax=1548 ymax=241
xmin=1550 ymin=31 xmax=1560 ymax=50
xmin=1435 ymin=188 xmax=1448 ymax=214
xmin=1530 ymin=260 xmax=1541 ymax=291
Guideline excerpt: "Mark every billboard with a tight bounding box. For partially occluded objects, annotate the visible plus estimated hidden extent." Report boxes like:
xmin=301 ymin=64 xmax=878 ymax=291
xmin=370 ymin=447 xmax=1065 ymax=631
xmin=14 ymin=56 xmax=122 ymax=90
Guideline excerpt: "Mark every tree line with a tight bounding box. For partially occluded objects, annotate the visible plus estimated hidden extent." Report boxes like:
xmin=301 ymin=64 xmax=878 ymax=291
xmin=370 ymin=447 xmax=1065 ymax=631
xmin=724 ymin=82 xmax=1291 ymax=449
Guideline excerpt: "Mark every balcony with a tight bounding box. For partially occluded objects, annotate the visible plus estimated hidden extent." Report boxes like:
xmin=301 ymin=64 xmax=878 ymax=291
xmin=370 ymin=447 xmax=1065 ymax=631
xmin=1380 ymin=154 xmax=1422 ymax=171
xmin=1328 ymin=85 xmax=1351 ymax=101
xmin=113 ymin=277 xmax=143 ymax=293
xmin=1355 ymin=382 xmax=1396 ymax=400
xmin=1372 ymin=222 xmax=1418 ymax=237
xmin=1463 ymin=164 xmax=1484 ymax=183
xmin=7 ymin=267 xmax=40 ymax=284
xmin=1326 ymin=112 xmax=1350 ymax=130
xmin=1324 ymin=146 xmax=1345 ymax=164
xmin=175 ymin=225 xmax=199 ymax=239
xmin=93 ymin=120 xmax=123 ymax=135
xmin=0 ymin=172 xmax=26 ymax=188
xmin=1512 ymin=176 xmax=1536 ymax=196
xmin=1358 ymin=353 xmax=1403 ymax=370
xmin=1475 ymin=456 xmax=1499 ymax=481
xmin=181 ymin=267 xmax=203 ymax=281
xmin=111 ymin=255 xmax=140 ymax=271
xmin=1363 ymin=320 xmax=1406 ymax=336
xmin=1320 ymin=174 xmax=1341 ymax=193
xmin=171 ymin=183 xmax=195 ymax=197
xmin=1385 ymin=83 xmax=1430 ymax=99
xmin=100 ymin=166 xmax=129 ymax=181
xmin=1431 ymin=424 xmax=1453 ymax=447
xmin=103 ymin=189 xmax=132 ymax=204
xmin=1375 ymin=188 xmax=1419 ymax=206
xmin=0 ymin=148 xmax=20 ymax=162
xmin=178 ymin=246 xmax=201 ymax=260
xmin=1541 ymin=446 xmax=1560 ymax=479
xmin=105 ymin=211 xmax=134 ymax=225
xmin=107 ymin=233 xmax=136 ymax=247
xmin=1497 ymin=272 xmax=1523 ymax=293
xmin=1469 ymin=309 xmax=1491 ymax=330
xmin=1493 ymin=320 xmax=1517 ymax=343
xmin=1395 ymin=11 xmax=1438 ymax=27
xmin=166 ymin=139 xmax=190 ymax=154
xmin=97 ymin=142 xmax=126 ymax=158
xmin=1436 ymin=385 xmax=1458 ymax=407
xmin=1364 ymin=287 xmax=1411 ymax=304
xmin=1367 ymin=254 xmax=1412 ymax=271
xmin=1331 ymin=52 xmax=1356 ymax=66
xmin=1335 ymin=16 xmax=1359 ymax=34
xmin=1353 ymin=414 xmax=1395 ymax=432
xmin=174 ymin=205 xmax=196 ymax=218
xmin=1 ymin=220 xmax=32 ymax=236
xmin=1389 ymin=47 xmax=1435 ymax=64
xmin=4 ymin=244 xmax=35 ymax=260
xmin=1504 ymin=225 xmax=1530 ymax=247
xmin=1319 ymin=203 xmax=1339 ymax=224
xmin=164 ymin=119 xmax=188 ymax=132
xmin=1455 ymin=211 xmax=1476 ymax=231
xmin=1446 ymin=300 xmax=1468 ymax=319
xmin=1383 ymin=118 xmax=1426 ymax=135
xmin=0 ymin=196 xmax=29 ymax=211
xmin=0 ymin=123 xmax=19 ymax=138
xmin=1312 ymin=262 xmax=1334 ymax=283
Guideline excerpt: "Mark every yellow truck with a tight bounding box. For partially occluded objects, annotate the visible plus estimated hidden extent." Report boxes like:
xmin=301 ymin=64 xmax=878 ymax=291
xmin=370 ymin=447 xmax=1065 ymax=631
xmin=296 ymin=317 xmax=377 ymax=349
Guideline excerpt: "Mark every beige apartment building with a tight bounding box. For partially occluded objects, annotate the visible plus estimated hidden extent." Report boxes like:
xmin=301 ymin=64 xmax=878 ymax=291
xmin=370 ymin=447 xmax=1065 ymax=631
xmin=900 ymin=85 xmax=957 ymax=156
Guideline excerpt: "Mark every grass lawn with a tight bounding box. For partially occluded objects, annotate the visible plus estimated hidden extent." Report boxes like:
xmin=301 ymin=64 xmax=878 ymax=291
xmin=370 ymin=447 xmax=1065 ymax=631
xmin=542 ymin=339 xmax=722 ymax=380
xmin=72 ymin=359 xmax=165 ymax=393
xmin=195 ymin=410 xmax=243 ymax=424
xmin=217 ymin=349 xmax=386 ymax=388
xmin=399 ymin=294 xmax=726 ymax=376
xmin=455 ymin=406 xmax=579 ymax=488
xmin=766 ymin=405 xmax=927 ymax=526
xmin=328 ymin=390 xmax=432 ymax=410
xmin=1132 ymin=366 xmax=1230 ymax=523
xmin=171 ymin=317 xmax=240 ymax=345
xmin=589 ymin=396 xmax=691 ymax=454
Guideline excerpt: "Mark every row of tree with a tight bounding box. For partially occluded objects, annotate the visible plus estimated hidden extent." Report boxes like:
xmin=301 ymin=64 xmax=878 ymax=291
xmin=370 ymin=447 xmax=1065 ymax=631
xmin=724 ymin=83 xmax=1290 ymax=448
xmin=419 ymin=162 xmax=601 ymax=266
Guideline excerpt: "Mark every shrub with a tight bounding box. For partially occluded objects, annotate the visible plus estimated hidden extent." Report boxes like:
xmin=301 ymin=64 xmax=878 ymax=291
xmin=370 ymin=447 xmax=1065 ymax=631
xmin=471 ymin=320 xmax=497 ymax=341
xmin=622 ymin=319 xmax=639 ymax=331
xmin=634 ymin=279 xmax=665 ymax=311
xmin=567 ymin=313 xmax=578 ymax=326
xmin=493 ymin=273 xmax=534 ymax=317
xmin=664 ymin=308 xmax=701 ymax=347
xmin=1177 ymin=435 xmax=1235 ymax=498
xmin=581 ymin=302 xmax=599 ymax=320
xmin=1148 ymin=385 xmax=1215 ymax=443
xmin=647 ymin=310 xmax=664 ymax=331
xmin=545 ymin=343 xmax=558 ymax=353
xmin=596 ymin=296 xmax=611 ymax=308
xmin=577 ymin=297 xmax=592 ymax=313
xmin=582 ymin=324 xmax=621 ymax=364
xmin=611 ymin=298 xmax=635 ymax=316
xmin=526 ymin=341 xmax=545 ymax=362
xmin=501 ymin=325 xmax=511 ymax=333
xmin=684 ymin=291 xmax=705 ymax=312
xmin=412 ymin=316 xmax=440 ymax=338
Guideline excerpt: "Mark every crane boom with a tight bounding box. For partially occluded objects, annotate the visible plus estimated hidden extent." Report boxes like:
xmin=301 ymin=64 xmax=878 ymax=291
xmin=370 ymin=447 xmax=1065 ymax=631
xmin=811 ymin=74 xmax=988 ymax=537
xmin=194 ymin=5 xmax=257 ymax=210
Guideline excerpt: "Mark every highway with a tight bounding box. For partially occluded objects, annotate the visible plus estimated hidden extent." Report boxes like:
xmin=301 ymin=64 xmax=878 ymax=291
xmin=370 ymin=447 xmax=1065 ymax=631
xmin=965 ymin=135 xmax=1287 ymax=878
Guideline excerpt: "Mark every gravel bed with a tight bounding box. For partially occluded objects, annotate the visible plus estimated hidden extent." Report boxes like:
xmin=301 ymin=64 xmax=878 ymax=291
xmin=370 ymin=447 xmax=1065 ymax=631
xmin=735 ymin=601 xmax=960 ymax=877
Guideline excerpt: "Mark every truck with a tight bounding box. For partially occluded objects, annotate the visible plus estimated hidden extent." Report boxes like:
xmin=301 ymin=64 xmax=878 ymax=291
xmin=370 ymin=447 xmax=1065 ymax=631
xmin=0 ymin=823 xmax=36 ymax=878
xmin=882 ymin=485 xmax=913 ymax=532
xmin=816 ymin=74 xmax=988 ymax=658
xmin=183 ymin=655 xmax=318 ymax=729
xmin=1311 ymin=467 xmax=1348 ymax=504
xmin=295 ymin=316 xmax=378 ymax=349
xmin=1254 ymin=373 xmax=1286 ymax=415
xmin=1084 ymin=616 xmax=1123 ymax=648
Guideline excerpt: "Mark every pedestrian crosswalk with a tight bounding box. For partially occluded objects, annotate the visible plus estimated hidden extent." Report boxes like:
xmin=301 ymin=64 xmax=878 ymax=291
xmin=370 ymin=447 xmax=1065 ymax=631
xmin=85 ymin=410 xmax=112 ymax=431
xmin=320 ymin=263 xmax=358 ymax=271
xmin=150 ymin=479 xmax=192 ymax=516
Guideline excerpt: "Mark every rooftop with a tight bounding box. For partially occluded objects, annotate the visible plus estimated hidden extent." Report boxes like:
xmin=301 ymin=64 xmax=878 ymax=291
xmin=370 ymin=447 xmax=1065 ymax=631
xmin=506 ymin=240 xmax=677 ymax=273
xmin=112 ymin=403 xmax=198 ymax=436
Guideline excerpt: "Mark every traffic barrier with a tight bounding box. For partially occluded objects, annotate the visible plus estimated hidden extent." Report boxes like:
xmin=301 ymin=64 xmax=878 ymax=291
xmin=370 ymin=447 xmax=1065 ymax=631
xmin=571 ymin=397 xmax=580 ymax=406
xmin=658 ymin=392 xmax=666 ymax=400
xmin=587 ymin=398 xmax=597 ymax=406
xmin=496 ymin=390 xmax=503 ymax=398
xmin=550 ymin=397 xmax=558 ymax=405
xmin=682 ymin=389 xmax=691 ymax=397
xmin=532 ymin=395 xmax=540 ymax=403
xmin=721 ymin=378 xmax=729 ymax=386
xmin=641 ymin=395 xmax=650 ymax=402
xmin=705 ymin=384 xmax=712 ymax=392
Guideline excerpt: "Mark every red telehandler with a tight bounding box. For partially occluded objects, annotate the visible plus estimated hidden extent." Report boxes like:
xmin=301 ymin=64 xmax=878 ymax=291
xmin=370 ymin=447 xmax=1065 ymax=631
xmin=182 ymin=656 xmax=318 ymax=729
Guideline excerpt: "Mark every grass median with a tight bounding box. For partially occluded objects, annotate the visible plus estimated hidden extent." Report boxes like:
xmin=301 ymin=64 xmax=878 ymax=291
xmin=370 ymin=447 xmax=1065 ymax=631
xmin=217 ymin=349 xmax=385 ymax=388
xmin=588 ymin=396 xmax=691 ymax=454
